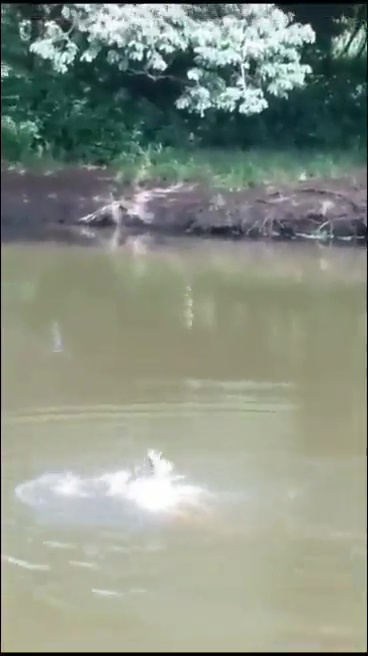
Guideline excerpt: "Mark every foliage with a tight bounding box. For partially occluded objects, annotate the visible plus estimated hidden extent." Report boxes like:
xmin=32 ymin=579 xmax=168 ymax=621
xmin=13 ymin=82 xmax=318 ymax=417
xmin=284 ymin=3 xmax=367 ymax=56
xmin=1 ymin=3 xmax=366 ymax=166
xmin=26 ymin=4 xmax=315 ymax=116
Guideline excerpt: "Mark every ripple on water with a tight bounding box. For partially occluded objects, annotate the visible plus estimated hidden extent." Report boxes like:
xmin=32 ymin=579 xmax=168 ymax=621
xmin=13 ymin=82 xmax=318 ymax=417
xmin=2 ymin=554 xmax=50 ymax=571
xmin=7 ymin=448 xmax=218 ymax=614
xmin=8 ymin=386 xmax=354 ymax=627
xmin=2 ymin=379 xmax=294 ymax=426
xmin=2 ymin=531 xmax=169 ymax=616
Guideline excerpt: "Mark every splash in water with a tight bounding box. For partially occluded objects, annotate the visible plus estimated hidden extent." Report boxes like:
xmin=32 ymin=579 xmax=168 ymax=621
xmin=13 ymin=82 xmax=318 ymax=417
xmin=15 ymin=450 xmax=210 ymax=517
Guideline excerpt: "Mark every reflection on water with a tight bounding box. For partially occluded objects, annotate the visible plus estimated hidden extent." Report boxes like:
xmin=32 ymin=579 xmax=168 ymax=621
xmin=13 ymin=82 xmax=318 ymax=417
xmin=1 ymin=238 xmax=367 ymax=652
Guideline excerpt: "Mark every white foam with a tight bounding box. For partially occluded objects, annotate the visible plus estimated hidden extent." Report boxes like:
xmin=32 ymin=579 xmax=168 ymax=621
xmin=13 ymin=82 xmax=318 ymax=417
xmin=53 ymin=473 xmax=87 ymax=496
xmin=15 ymin=451 xmax=211 ymax=517
xmin=91 ymin=588 xmax=126 ymax=598
xmin=91 ymin=587 xmax=147 ymax=598
xmin=43 ymin=540 xmax=76 ymax=550
xmin=69 ymin=560 xmax=99 ymax=570
xmin=2 ymin=554 xmax=50 ymax=571
xmin=124 ymin=475 xmax=205 ymax=513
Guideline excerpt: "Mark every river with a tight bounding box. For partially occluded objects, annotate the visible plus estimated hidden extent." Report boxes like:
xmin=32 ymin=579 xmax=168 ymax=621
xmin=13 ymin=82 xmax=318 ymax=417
xmin=1 ymin=235 xmax=366 ymax=652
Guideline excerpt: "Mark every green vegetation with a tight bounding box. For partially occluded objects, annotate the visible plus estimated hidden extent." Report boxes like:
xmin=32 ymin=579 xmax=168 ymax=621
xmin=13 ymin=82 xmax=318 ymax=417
xmin=113 ymin=146 xmax=365 ymax=187
xmin=4 ymin=147 xmax=365 ymax=190
xmin=1 ymin=4 xmax=367 ymax=181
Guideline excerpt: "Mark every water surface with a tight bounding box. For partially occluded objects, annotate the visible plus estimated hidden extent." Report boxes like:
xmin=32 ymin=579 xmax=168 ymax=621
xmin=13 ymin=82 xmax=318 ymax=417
xmin=1 ymin=237 xmax=366 ymax=652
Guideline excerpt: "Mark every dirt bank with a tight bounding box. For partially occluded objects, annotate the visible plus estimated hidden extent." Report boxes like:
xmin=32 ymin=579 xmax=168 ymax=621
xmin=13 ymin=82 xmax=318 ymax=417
xmin=1 ymin=164 xmax=367 ymax=245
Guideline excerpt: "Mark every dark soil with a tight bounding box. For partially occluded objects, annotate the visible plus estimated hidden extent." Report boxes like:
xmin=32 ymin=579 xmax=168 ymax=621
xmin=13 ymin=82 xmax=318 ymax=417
xmin=1 ymin=163 xmax=367 ymax=245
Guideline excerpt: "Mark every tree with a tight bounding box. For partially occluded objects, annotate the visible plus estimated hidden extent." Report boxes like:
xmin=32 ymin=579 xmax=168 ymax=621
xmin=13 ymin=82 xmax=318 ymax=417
xmin=1 ymin=3 xmax=365 ymax=161
xmin=282 ymin=3 xmax=367 ymax=56
xmin=25 ymin=3 xmax=315 ymax=115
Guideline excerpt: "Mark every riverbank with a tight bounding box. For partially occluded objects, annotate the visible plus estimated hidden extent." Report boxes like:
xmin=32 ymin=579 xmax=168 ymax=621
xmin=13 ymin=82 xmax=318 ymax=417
xmin=1 ymin=151 xmax=367 ymax=245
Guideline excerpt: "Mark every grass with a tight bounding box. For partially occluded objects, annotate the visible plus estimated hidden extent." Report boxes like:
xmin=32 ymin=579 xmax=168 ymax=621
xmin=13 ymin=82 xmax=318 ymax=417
xmin=113 ymin=145 xmax=367 ymax=188
xmin=2 ymin=144 xmax=366 ymax=189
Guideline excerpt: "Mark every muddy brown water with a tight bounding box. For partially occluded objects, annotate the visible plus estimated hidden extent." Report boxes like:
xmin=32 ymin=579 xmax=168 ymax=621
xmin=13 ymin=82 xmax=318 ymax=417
xmin=1 ymin=235 xmax=367 ymax=652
